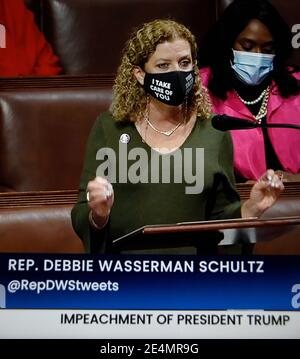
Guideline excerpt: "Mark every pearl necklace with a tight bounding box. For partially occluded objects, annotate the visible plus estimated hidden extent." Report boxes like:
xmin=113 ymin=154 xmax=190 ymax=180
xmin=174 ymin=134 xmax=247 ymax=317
xmin=144 ymin=112 xmax=185 ymax=136
xmin=235 ymin=87 xmax=269 ymax=105
xmin=235 ymin=86 xmax=270 ymax=124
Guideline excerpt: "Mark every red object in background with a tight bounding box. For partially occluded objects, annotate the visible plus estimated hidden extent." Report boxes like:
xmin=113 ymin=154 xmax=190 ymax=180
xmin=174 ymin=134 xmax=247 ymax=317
xmin=0 ymin=0 xmax=62 ymax=76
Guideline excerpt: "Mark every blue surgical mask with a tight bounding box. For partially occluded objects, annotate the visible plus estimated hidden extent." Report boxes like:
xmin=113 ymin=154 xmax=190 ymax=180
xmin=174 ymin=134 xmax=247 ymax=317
xmin=231 ymin=49 xmax=275 ymax=85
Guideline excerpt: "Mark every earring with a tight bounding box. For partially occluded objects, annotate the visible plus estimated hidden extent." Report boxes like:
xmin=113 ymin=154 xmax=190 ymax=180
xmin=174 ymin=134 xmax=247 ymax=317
xmin=183 ymin=97 xmax=188 ymax=123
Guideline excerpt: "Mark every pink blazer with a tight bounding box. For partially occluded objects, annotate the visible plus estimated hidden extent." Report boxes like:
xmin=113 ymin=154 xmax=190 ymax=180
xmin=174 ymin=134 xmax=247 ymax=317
xmin=200 ymin=67 xmax=300 ymax=180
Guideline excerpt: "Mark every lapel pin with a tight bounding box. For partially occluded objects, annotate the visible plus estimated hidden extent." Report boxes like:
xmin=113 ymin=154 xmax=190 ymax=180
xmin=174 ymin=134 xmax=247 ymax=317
xmin=120 ymin=133 xmax=130 ymax=144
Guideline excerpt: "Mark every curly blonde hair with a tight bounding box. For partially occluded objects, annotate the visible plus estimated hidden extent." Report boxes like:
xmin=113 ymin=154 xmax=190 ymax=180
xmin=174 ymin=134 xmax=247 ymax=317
xmin=110 ymin=19 xmax=211 ymax=122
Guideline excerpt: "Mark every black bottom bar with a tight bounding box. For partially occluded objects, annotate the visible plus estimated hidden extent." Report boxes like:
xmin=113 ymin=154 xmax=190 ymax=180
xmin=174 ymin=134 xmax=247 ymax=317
xmin=0 ymin=339 xmax=299 ymax=357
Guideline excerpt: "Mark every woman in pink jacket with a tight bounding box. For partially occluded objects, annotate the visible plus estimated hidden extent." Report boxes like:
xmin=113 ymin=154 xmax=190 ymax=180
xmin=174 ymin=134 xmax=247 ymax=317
xmin=199 ymin=0 xmax=300 ymax=182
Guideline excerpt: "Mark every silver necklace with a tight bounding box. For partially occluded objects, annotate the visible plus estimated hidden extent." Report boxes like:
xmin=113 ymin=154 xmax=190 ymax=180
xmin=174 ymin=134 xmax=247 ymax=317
xmin=144 ymin=112 xmax=185 ymax=137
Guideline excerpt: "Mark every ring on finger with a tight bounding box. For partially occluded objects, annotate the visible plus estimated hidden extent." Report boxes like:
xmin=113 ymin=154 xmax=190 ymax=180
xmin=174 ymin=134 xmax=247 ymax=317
xmin=275 ymin=171 xmax=283 ymax=182
xmin=105 ymin=189 xmax=113 ymax=200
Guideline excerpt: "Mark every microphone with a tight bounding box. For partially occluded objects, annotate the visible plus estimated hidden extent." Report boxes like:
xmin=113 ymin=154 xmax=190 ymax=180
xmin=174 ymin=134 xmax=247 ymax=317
xmin=212 ymin=114 xmax=300 ymax=131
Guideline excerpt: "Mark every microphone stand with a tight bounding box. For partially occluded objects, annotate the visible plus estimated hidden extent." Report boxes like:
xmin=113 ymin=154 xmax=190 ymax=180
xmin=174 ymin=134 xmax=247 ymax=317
xmin=211 ymin=115 xmax=300 ymax=131
xmin=259 ymin=123 xmax=300 ymax=130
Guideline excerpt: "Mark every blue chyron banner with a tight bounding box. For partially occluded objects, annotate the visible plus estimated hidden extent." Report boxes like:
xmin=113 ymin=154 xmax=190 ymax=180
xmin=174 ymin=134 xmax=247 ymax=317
xmin=0 ymin=254 xmax=299 ymax=310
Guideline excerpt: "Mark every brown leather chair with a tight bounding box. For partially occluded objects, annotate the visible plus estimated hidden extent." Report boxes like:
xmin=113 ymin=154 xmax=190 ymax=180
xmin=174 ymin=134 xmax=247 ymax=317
xmin=216 ymin=0 xmax=232 ymax=16
xmin=0 ymin=82 xmax=112 ymax=192
xmin=0 ymin=190 xmax=85 ymax=253
xmin=42 ymin=0 xmax=216 ymax=74
xmin=0 ymin=204 xmax=84 ymax=253
xmin=216 ymin=0 xmax=300 ymax=66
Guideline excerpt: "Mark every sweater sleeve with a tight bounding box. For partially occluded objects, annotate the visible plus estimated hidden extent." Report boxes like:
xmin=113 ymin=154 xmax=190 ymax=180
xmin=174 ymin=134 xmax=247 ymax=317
xmin=207 ymin=132 xmax=241 ymax=220
xmin=71 ymin=114 xmax=110 ymax=253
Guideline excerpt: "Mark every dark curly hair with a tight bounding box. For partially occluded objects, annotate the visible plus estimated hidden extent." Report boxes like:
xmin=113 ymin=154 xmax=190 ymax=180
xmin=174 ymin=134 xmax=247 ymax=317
xmin=198 ymin=0 xmax=300 ymax=99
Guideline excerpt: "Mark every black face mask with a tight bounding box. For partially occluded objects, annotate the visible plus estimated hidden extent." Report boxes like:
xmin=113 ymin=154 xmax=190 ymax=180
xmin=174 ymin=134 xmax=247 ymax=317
xmin=143 ymin=70 xmax=195 ymax=106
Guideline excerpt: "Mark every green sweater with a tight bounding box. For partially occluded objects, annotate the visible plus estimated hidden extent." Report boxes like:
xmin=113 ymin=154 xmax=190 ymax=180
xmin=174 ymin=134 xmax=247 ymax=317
xmin=71 ymin=112 xmax=241 ymax=253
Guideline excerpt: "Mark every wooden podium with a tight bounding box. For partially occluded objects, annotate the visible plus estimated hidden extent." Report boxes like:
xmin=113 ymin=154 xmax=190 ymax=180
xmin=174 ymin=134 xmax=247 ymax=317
xmin=112 ymin=216 xmax=300 ymax=254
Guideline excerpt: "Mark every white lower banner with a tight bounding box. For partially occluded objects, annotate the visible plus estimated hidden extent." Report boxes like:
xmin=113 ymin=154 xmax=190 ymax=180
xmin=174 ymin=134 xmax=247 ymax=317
xmin=0 ymin=309 xmax=299 ymax=339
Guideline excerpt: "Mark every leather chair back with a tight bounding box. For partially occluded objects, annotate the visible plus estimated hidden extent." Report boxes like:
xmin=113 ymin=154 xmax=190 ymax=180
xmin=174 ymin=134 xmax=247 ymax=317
xmin=0 ymin=85 xmax=112 ymax=191
xmin=0 ymin=204 xmax=84 ymax=253
xmin=42 ymin=0 xmax=216 ymax=74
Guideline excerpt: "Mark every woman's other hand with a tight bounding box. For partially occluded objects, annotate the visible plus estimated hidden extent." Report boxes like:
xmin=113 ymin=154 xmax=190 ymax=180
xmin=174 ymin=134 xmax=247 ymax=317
xmin=241 ymin=169 xmax=284 ymax=218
